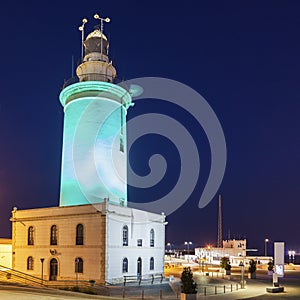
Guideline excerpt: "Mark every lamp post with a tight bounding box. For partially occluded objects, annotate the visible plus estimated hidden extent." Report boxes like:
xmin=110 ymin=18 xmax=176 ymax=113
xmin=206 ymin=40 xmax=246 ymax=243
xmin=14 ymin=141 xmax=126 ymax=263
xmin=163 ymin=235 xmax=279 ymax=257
xmin=265 ymin=238 xmax=269 ymax=256
xmin=184 ymin=241 xmax=192 ymax=262
xmin=288 ymin=250 xmax=296 ymax=263
xmin=239 ymin=260 xmax=245 ymax=288
xmin=40 ymin=258 xmax=44 ymax=285
xmin=167 ymin=242 xmax=171 ymax=252
xmin=167 ymin=242 xmax=172 ymax=257
xmin=206 ymin=245 xmax=212 ymax=267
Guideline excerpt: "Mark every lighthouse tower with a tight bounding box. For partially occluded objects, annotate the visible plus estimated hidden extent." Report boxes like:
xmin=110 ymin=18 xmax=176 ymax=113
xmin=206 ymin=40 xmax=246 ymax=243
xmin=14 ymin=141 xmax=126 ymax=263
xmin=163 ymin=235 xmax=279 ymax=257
xmin=59 ymin=19 xmax=132 ymax=207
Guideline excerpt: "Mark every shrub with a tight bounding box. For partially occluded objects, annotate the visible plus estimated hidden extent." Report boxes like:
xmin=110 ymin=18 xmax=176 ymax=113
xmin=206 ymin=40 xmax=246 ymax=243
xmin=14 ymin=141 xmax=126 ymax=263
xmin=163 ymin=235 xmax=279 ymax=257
xmin=248 ymin=259 xmax=257 ymax=273
xmin=220 ymin=257 xmax=231 ymax=271
xmin=268 ymin=260 xmax=274 ymax=271
xmin=180 ymin=267 xmax=197 ymax=294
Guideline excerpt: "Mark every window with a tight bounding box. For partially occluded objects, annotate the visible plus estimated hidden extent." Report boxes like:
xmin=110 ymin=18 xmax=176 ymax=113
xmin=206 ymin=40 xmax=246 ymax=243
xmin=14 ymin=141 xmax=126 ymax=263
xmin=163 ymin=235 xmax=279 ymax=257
xmin=150 ymin=257 xmax=154 ymax=270
xmin=76 ymin=224 xmax=84 ymax=245
xmin=120 ymin=136 xmax=124 ymax=152
xmin=75 ymin=257 xmax=83 ymax=273
xmin=50 ymin=225 xmax=57 ymax=245
xmin=122 ymin=225 xmax=128 ymax=246
xmin=27 ymin=256 xmax=34 ymax=270
xmin=137 ymin=239 xmax=142 ymax=247
xmin=150 ymin=229 xmax=155 ymax=247
xmin=122 ymin=257 xmax=128 ymax=273
xmin=28 ymin=226 xmax=34 ymax=245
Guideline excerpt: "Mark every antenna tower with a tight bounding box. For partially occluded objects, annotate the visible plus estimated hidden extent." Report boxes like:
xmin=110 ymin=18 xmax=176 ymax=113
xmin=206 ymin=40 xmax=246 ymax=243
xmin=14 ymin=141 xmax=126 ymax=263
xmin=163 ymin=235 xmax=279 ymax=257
xmin=217 ymin=195 xmax=223 ymax=248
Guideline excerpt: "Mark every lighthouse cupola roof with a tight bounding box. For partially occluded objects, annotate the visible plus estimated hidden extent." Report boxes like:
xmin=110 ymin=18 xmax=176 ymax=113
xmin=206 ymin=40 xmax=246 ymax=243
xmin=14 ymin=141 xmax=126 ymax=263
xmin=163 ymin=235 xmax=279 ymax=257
xmin=83 ymin=29 xmax=109 ymax=60
xmin=76 ymin=13 xmax=116 ymax=83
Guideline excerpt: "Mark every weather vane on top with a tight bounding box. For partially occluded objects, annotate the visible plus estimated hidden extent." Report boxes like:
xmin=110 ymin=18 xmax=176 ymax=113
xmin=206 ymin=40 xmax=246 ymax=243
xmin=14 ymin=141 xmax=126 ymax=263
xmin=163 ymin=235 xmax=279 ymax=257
xmin=94 ymin=13 xmax=110 ymax=57
xmin=94 ymin=13 xmax=110 ymax=34
xmin=78 ymin=18 xmax=88 ymax=61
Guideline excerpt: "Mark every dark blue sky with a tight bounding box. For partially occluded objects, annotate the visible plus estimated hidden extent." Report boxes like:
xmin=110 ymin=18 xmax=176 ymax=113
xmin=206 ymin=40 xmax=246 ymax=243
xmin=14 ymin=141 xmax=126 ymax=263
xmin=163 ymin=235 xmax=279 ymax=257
xmin=0 ymin=1 xmax=299 ymax=255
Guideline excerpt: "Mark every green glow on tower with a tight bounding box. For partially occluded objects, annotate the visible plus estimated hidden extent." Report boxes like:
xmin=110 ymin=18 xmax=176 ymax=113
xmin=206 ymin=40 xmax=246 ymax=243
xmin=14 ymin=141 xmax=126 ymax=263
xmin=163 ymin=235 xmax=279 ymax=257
xmin=59 ymin=26 xmax=132 ymax=207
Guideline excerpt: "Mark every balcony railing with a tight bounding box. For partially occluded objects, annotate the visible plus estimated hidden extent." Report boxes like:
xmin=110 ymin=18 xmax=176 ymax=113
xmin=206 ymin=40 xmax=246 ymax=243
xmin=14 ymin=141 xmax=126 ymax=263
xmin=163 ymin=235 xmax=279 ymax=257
xmin=62 ymin=73 xmax=128 ymax=90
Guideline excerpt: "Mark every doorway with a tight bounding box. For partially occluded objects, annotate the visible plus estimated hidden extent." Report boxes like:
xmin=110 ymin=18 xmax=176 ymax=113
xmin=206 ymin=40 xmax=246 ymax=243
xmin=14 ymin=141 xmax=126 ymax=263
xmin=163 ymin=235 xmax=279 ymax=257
xmin=49 ymin=258 xmax=58 ymax=281
xmin=137 ymin=257 xmax=142 ymax=279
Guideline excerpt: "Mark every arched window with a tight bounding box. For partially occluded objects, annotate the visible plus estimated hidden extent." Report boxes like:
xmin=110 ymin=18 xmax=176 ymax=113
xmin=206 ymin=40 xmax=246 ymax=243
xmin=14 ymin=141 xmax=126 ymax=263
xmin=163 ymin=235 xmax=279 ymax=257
xmin=50 ymin=225 xmax=57 ymax=245
xmin=28 ymin=226 xmax=34 ymax=245
xmin=122 ymin=257 xmax=128 ymax=273
xmin=76 ymin=224 xmax=84 ymax=245
xmin=27 ymin=256 xmax=34 ymax=270
xmin=122 ymin=225 xmax=128 ymax=246
xmin=150 ymin=257 xmax=154 ymax=270
xmin=150 ymin=229 xmax=155 ymax=247
xmin=75 ymin=257 xmax=83 ymax=273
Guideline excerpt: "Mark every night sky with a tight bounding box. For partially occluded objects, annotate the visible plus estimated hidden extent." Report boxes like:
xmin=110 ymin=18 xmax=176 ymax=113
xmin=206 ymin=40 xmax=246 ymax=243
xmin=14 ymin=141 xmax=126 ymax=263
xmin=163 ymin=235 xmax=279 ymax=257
xmin=0 ymin=1 xmax=299 ymax=255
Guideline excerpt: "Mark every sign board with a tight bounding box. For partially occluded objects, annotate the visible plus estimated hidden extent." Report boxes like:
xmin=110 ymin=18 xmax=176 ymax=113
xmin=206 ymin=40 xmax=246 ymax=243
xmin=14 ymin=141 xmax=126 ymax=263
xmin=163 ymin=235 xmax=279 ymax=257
xmin=274 ymin=242 xmax=284 ymax=278
xmin=275 ymin=264 xmax=284 ymax=277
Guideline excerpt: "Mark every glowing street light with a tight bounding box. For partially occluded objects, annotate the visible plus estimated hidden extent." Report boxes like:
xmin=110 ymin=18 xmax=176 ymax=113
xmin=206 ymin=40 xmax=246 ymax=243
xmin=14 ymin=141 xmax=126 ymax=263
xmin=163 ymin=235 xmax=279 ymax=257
xmin=265 ymin=238 xmax=269 ymax=256
xmin=185 ymin=241 xmax=192 ymax=262
xmin=288 ymin=250 xmax=296 ymax=263
xmin=167 ymin=242 xmax=171 ymax=253
xmin=206 ymin=244 xmax=212 ymax=265
xmin=239 ymin=242 xmax=246 ymax=289
xmin=239 ymin=260 xmax=245 ymax=288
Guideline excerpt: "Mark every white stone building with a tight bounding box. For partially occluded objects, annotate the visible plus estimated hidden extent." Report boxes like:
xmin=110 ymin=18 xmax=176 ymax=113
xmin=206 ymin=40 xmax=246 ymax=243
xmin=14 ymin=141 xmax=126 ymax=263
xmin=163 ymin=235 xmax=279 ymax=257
xmin=195 ymin=239 xmax=272 ymax=267
xmin=0 ymin=238 xmax=12 ymax=269
xmin=195 ymin=239 xmax=247 ymax=266
xmin=11 ymin=203 xmax=165 ymax=283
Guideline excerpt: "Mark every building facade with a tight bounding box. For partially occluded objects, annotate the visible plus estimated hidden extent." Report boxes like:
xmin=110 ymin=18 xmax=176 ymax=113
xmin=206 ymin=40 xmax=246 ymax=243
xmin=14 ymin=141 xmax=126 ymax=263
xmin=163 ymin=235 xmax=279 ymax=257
xmin=195 ymin=239 xmax=272 ymax=267
xmin=0 ymin=238 xmax=12 ymax=269
xmin=11 ymin=203 xmax=165 ymax=283
xmin=195 ymin=239 xmax=247 ymax=266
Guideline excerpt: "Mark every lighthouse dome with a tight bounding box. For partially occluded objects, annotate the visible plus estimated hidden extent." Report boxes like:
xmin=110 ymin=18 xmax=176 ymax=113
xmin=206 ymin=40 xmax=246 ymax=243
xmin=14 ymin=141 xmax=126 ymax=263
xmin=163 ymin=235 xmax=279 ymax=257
xmin=86 ymin=29 xmax=107 ymax=41
xmin=83 ymin=29 xmax=109 ymax=57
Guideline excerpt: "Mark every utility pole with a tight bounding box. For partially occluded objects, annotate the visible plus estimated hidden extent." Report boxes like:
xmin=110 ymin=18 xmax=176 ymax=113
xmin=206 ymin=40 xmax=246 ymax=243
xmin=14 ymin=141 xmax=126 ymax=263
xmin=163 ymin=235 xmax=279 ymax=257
xmin=217 ymin=195 xmax=223 ymax=248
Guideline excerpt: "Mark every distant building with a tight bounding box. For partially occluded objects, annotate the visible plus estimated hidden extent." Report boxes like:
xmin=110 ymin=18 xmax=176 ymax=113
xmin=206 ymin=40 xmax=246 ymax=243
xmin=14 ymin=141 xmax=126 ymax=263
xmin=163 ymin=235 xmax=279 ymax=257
xmin=195 ymin=239 xmax=247 ymax=266
xmin=195 ymin=239 xmax=272 ymax=267
xmin=0 ymin=238 xmax=12 ymax=268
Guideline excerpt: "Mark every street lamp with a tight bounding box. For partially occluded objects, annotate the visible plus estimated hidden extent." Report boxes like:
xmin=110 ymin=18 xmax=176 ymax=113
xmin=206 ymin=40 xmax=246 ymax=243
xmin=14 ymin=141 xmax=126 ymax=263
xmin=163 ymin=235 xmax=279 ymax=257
xmin=239 ymin=260 xmax=245 ymax=289
xmin=206 ymin=245 xmax=212 ymax=267
xmin=265 ymin=238 xmax=269 ymax=256
xmin=167 ymin=242 xmax=172 ymax=255
xmin=288 ymin=250 xmax=296 ymax=263
xmin=40 ymin=258 xmax=44 ymax=285
xmin=184 ymin=241 xmax=192 ymax=262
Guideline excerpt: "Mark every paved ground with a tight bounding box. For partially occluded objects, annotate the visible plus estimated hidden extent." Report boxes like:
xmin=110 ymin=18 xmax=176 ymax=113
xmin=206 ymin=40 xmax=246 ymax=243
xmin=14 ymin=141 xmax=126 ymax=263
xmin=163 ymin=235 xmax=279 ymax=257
xmin=0 ymin=269 xmax=300 ymax=299
xmin=0 ymin=284 xmax=125 ymax=300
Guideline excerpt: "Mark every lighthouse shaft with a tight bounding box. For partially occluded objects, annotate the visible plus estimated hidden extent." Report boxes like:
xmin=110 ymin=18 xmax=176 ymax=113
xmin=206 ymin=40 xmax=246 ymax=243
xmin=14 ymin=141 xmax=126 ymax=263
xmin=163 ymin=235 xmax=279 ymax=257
xmin=59 ymin=26 xmax=132 ymax=207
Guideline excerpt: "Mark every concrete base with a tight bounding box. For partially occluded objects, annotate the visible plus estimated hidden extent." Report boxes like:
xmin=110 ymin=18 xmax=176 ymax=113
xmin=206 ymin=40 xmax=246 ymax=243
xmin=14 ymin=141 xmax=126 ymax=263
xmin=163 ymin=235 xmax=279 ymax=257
xmin=266 ymin=286 xmax=284 ymax=293
xmin=180 ymin=293 xmax=197 ymax=300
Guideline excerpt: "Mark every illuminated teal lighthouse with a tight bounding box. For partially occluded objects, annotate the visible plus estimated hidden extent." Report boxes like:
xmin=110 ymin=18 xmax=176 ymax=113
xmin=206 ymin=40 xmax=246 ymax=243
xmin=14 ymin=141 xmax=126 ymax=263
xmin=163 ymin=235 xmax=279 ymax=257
xmin=59 ymin=16 xmax=132 ymax=207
